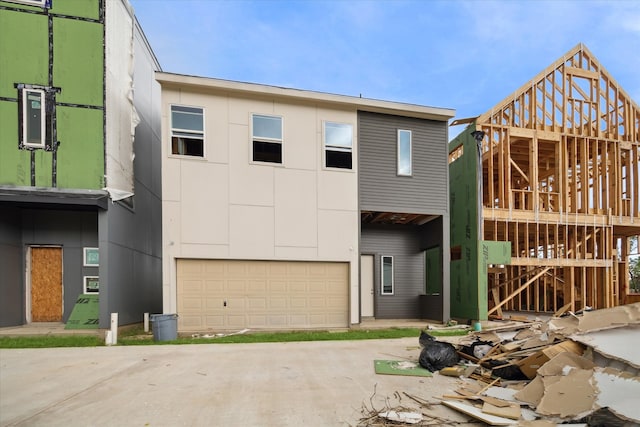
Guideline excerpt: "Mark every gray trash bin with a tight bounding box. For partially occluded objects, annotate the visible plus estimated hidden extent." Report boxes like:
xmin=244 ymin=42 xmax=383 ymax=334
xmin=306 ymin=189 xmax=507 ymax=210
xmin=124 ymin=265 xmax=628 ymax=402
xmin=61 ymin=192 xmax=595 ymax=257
xmin=150 ymin=313 xmax=178 ymax=341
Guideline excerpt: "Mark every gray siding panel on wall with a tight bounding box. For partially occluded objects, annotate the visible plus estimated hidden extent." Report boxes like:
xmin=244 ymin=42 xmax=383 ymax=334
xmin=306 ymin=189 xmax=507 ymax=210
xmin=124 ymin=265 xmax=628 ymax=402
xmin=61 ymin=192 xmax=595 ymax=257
xmin=361 ymin=225 xmax=425 ymax=319
xmin=0 ymin=206 xmax=24 ymax=326
xmin=21 ymin=209 xmax=98 ymax=323
xmin=359 ymin=111 xmax=448 ymax=214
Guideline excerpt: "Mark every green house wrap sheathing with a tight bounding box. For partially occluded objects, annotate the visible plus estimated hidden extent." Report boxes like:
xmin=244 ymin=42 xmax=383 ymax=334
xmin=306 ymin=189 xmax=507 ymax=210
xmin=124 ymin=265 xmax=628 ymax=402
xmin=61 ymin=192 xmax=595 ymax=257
xmin=0 ymin=0 xmax=104 ymax=189
xmin=449 ymin=126 xmax=511 ymax=321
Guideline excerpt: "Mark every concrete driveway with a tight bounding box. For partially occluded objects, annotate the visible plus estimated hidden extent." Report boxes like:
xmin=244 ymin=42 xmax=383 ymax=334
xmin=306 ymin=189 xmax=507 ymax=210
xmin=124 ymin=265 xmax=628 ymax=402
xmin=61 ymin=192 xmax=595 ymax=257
xmin=0 ymin=337 xmax=477 ymax=426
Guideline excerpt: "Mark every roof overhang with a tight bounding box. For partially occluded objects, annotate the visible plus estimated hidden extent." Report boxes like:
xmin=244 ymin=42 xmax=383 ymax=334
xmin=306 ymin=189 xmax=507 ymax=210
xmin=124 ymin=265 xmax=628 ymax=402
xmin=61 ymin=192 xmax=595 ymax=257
xmin=0 ymin=186 xmax=109 ymax=210
xmin=156 ymin=72 xmax=455 ymax=122
xmin=361 ymin=211 xmax=438 ymax=226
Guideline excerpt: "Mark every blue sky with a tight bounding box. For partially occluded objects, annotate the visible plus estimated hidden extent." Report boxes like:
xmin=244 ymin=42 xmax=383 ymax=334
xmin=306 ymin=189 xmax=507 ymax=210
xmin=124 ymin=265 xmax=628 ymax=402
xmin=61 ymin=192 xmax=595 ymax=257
xmin=130 ymin=0 xmax=640 ymax=139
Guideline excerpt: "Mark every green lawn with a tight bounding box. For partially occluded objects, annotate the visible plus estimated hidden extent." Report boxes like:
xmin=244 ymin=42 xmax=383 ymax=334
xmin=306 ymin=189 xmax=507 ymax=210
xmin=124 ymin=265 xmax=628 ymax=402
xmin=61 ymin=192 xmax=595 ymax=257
xmin=0 ymin=327 xmax=469 ymax=349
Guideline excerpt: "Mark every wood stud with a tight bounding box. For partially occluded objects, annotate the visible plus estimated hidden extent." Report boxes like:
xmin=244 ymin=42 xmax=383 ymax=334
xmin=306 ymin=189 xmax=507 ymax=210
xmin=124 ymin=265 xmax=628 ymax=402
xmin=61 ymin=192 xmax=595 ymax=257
xmin=475 ymin=44 xmax=640 ymax=313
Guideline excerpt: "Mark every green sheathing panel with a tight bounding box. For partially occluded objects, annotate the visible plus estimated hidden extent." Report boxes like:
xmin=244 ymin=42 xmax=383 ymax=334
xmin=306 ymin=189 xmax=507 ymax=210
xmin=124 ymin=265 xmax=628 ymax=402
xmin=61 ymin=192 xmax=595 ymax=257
xmin=425 ymin=247 xmax=442 ymax=294
xmin=478 ymin=240 xmax=512 ymax=320
xmin=50 ymin=0 xmax=100 ymax=20
xmin=449 ymin=127 xmax=481 ymax=320
xmin=0 ymin=9 xmax=48 ymax=98
xmin=53 ymin=17 xmax=103 ymax=106
xmin=56 ymin=106 xmax=104 ymax=189
xmin=0 ymin=101 xmax=30 ymax=185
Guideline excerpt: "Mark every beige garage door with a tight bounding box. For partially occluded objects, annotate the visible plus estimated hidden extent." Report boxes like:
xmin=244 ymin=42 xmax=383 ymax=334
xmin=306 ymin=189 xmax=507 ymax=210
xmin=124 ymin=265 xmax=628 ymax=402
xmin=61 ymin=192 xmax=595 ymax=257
xmin=177 ymin=259 xmax=349 ymax=331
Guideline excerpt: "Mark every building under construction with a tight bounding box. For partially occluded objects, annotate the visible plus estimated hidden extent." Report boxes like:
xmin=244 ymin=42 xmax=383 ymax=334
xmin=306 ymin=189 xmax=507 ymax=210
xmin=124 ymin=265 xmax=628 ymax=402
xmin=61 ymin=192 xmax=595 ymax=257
xmin=448 ymin=44 xmax=640 ymax=321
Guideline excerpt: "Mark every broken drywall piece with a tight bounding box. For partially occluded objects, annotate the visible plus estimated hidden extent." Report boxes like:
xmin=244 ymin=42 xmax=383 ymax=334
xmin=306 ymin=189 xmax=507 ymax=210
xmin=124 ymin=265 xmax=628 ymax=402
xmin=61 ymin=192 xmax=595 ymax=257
xmin=592 ymin=368 xmax=640 ymax=423
xmin=517 ymin=340 xmax=585 ymax=379
xmin=536 ymin=368 xmax=596 ymax=418
xmin=570 ymin=325 xmax=640 ymax=369
xmin=481 ymin=401 xmax=521 ymax=420
xmin=378 ymin=410 xmax=423 ymax=424
xmin=514 ymin=375 xmax=545 ymax=406
xmin=536 ymin=351 xmax=595 ymax=377
xmin=482 ymin=386 xmax=519 ymax=403
xmin=442 ymin=400 xmax=514 ymax=425
xmin=577 ymin=302 xmax=640 ymax=333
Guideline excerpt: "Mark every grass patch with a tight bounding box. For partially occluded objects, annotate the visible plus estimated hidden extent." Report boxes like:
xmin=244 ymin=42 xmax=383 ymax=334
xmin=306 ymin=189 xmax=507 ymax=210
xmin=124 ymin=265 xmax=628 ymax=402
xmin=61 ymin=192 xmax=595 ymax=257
xmin=0 ymin=335 xmax=104 ymax=349
xmin=120 ymin=328 xmax=424 ymax=345
xmin=0 ymin=326 xmax=469 ymax=348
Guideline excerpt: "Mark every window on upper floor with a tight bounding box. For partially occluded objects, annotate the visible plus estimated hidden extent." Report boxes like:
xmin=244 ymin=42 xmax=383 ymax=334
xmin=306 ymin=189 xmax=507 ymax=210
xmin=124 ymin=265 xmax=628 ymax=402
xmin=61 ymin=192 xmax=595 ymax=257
xmin=397 ymin=129 xmax=412 ymax=176
xmin=252 ymin=114 xmax=282 ymax=164
xmin=171 ymin=105 xmax=204 ymax=157
xmin=4 ymin=0 xmax=51 ymax=7
xmin=381 ymin=255 xmax=394 ymax=295
xmin=20 ymin=88 xmax=46 ymax=149
xmin=324 ymin=122 xmax=353 ymax=169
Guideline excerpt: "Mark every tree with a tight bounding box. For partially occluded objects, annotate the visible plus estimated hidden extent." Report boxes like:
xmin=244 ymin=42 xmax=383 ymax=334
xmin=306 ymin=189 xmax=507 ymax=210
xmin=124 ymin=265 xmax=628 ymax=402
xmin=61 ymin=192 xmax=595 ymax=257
xmin=629 ymin=255 xmax=640 ymax=294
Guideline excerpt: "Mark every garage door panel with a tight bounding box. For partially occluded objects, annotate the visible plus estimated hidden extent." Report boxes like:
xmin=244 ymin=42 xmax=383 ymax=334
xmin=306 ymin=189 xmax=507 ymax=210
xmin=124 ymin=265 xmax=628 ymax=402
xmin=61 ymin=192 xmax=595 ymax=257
xmin=269 ymin=297 xmax=287 ymax=309
xmin=205 ymin=315 xmax=224 ymax=328
xmin=205 ymin=280 xmax=224 ymax=292
xmin=248 ymin=280 xmax=267 ymax=292
xmin=177 ymin=259 xmax=348 ymax=331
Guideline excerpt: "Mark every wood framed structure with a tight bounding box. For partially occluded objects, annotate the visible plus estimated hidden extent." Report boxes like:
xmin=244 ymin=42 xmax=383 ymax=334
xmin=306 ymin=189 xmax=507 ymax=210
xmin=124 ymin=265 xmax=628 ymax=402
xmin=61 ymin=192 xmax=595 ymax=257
xmin=449 ymin=44 xmax=640 ymax=319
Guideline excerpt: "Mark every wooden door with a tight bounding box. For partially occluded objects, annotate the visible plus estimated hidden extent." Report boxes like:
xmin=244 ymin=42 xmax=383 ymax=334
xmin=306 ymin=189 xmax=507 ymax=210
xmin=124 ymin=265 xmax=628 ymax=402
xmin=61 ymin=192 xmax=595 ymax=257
xmin=30 ymin=247 xmax=63 ymax=322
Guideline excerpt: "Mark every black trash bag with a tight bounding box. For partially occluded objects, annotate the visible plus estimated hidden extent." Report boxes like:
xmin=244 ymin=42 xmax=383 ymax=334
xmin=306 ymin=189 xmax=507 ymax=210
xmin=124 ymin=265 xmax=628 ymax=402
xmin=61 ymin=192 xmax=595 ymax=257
xmin=418 ymin=331 xmax=460 ymax=372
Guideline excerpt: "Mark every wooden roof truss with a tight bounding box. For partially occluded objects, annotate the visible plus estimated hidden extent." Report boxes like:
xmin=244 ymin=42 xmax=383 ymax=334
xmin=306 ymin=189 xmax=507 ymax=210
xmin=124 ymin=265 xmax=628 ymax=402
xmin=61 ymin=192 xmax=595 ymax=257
xmin=474 ymin=43 xmax=640 ymax=315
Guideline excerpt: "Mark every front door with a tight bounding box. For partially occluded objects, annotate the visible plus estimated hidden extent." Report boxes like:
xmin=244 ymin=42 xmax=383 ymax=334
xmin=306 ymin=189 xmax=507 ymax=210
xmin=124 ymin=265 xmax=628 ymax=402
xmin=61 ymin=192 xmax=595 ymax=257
xmin=360 ymin=255 xmax=374 ymax=317
xmin=30 ymin=246 xmax=63 ymax=322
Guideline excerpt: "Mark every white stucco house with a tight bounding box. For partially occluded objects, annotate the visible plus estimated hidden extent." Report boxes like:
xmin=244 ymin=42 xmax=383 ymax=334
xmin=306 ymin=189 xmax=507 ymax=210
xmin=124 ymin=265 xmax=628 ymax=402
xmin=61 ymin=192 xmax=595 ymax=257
xmin=157 ymin=72 xmax=454 ymax=332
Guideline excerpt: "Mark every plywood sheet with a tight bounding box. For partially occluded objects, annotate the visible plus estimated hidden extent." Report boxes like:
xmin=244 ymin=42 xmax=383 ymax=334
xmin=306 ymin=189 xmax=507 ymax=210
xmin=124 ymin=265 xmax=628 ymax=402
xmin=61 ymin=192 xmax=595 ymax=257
xmin=31 ymin=247 xmax=63 ymax=322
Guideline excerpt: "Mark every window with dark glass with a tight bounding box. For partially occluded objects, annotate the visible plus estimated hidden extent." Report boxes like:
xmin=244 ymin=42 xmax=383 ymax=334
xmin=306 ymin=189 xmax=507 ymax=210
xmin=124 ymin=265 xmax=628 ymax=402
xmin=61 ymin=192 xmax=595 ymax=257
xmin=252 ymin=114 xmax=282 ymax=163
xmin=171 ymin=105 xmax=204 ymax=157
xmin=324 ymin=122 xmax=352 ymax=169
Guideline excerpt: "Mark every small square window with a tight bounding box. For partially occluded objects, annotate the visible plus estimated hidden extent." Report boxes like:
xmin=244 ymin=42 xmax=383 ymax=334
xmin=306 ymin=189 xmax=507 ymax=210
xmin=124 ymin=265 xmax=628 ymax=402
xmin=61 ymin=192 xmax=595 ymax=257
xmin=252 ymin=114 xmax=282 ymax=164
xmin=171 ymin=105 xmax=204 ymax=157
xmin=83 ymin=276 xmax=100 ymax=294
xmin=397 ymin=129 xmax=412 ymax=176
xmin=324 ymin=122 xmax=352 ymax=169
xmin=381 ymin=255 xmax=394 ymax=295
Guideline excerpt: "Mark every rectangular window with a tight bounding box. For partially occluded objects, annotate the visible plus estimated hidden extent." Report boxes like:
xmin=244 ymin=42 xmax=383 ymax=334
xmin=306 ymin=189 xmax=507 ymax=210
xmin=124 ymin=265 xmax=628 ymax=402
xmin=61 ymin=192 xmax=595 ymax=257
xmin=324 ymin=122 xmax=352 ymax=169
xmin=252 ymin=114 xmax=282 ymax=163
xmin=397 ymin=129 xmax=412 ymax=176
xmin=4 ymin=0 xmax=51 ymax=7
xmin=21 ymin=89 xmax=46 ymax=149
xmin=83 ymin=276 xmax=100 ymax=294
xmin=171 ymin=105 xmax=204 ymax=157
xmin=381 ymin=256 xmax=394 ymax=295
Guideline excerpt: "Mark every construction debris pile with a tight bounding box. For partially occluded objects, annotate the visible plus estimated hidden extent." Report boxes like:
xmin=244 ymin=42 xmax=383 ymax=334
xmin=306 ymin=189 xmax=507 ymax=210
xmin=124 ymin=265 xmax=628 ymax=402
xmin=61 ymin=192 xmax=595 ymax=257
xmin=362 ymin=302 xmax=640 ymax=426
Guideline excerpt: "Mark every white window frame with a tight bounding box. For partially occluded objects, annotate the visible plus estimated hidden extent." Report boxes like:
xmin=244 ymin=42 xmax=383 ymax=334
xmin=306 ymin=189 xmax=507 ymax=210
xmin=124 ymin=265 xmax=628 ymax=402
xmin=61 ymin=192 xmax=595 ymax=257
xmin=83 ymin=276 xmax=100 ymax=294
xmin=21 ymin=88 xmax=46 ymax=149
xmin=5 ymin=0 xmax=49 ymax=7
xmin=170 ymin=104 xmax=205 ymax=157
xmin=397 ymin=129 xmax=412 ymax=176
xmin=251 ymin=113 xmax=283 ymax=164
xmin=381 ymin=255 xmax=394 ymax=295
xmin=324 ymin=121 xmax=353 ymax=170
xmin=83 ymin=247 xmax=99 ymax=267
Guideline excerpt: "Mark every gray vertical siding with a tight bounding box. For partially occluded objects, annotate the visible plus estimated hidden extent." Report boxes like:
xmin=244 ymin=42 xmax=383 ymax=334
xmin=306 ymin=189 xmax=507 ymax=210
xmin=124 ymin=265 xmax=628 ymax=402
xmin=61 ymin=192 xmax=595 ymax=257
xmin=361 ymin=222 xmax=444 ymax=319
xmin=21 ymin=209 xmax=99 ymax=323
xmin=0 ymin=207 xmax=24 ymax=326
xmin=98 ymin=27 xmax=163 ymax=327
xmin=358 ymin=111 xmax=449 ymax=214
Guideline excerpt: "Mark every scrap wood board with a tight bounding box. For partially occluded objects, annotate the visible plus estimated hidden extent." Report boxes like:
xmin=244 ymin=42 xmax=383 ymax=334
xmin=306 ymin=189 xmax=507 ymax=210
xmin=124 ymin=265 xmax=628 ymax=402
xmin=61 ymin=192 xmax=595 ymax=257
xmin=374 ymin=360 xmax=432 ymax=377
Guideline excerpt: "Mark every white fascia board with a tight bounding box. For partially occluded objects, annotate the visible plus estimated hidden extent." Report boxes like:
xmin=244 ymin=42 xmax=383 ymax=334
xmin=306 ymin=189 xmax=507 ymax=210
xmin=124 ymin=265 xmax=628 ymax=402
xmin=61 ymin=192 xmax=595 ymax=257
xmin=155 ymin=72 xmax=455 ymax=122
